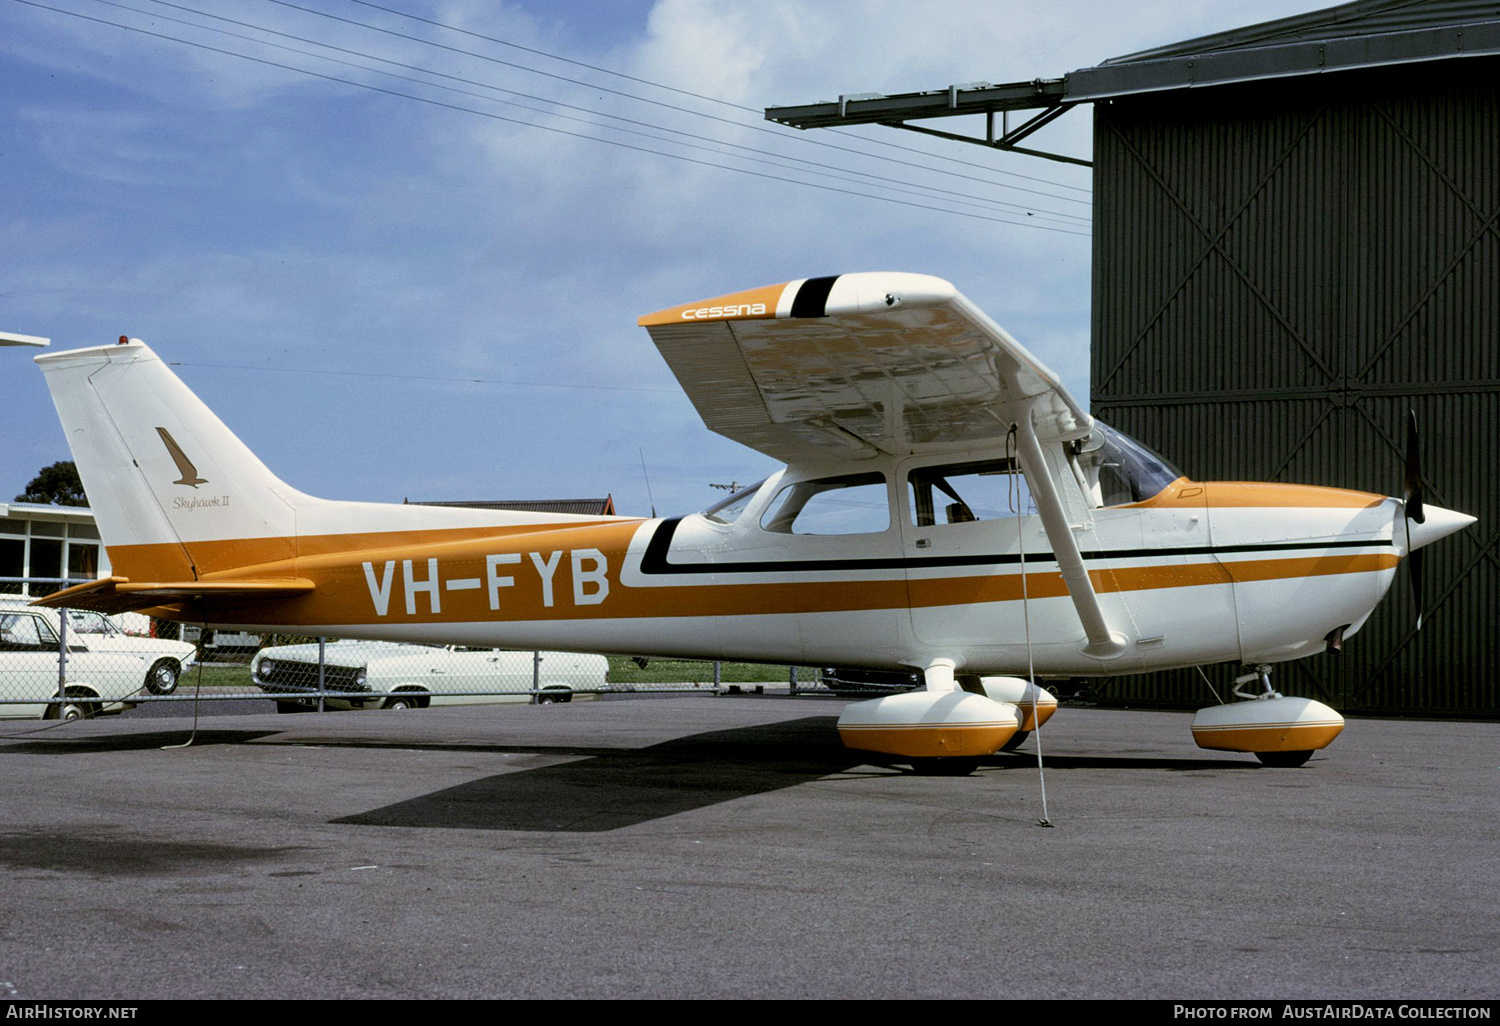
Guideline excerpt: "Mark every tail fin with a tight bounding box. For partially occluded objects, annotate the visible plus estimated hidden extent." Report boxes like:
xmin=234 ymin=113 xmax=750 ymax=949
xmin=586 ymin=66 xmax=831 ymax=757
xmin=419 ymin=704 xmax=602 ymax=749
xmin=35 ymin=339 xmax=305 ymax=583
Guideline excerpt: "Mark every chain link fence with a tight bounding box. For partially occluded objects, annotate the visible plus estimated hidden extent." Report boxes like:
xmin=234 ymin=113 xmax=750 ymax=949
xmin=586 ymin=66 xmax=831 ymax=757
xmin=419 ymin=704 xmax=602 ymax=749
xmin=0 ymin=579 xmax=828 ymax=720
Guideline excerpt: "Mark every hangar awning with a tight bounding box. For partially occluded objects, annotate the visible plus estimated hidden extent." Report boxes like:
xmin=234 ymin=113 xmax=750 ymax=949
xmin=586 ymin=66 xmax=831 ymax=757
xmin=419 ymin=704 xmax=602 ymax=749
xmin=764 ymin=0 xmax=1500 ymax=167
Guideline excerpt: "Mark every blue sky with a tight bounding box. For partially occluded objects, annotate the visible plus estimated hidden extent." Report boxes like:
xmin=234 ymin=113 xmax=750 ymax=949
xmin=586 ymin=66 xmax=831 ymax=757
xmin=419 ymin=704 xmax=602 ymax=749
xmin=2 ymin=0 xmax=1336 ymax=517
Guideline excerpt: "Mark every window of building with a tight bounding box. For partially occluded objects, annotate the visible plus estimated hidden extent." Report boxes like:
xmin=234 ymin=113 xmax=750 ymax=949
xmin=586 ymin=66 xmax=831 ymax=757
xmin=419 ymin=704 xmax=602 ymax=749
xmin=0 ymin=538 xmax=22 ymax=595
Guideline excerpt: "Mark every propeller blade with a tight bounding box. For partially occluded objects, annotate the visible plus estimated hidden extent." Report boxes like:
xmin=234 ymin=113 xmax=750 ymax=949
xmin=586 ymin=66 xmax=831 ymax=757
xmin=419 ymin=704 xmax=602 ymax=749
xmin=1403 ymin=411 xmax=1426 ymax=631
xmin=1410 ymin=547 xmax=1424 ymax=632
xmin=1403 ymin=410 xmax=1425 ymax=525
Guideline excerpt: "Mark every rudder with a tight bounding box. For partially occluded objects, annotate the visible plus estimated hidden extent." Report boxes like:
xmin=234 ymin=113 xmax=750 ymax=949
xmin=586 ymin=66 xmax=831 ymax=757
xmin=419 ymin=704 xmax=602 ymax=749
xmin=36 ymin=339 xmax=304 ymax=581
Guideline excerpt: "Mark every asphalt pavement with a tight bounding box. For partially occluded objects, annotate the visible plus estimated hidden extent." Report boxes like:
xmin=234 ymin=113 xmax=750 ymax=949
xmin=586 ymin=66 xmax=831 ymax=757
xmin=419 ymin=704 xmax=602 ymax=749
xmin=0 ymin=695 xmax=1495 ymax=1000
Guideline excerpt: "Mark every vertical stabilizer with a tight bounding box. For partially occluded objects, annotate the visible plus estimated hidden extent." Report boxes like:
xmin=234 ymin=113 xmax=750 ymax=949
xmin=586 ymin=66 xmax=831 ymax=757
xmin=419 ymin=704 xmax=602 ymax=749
xmin=35 ymin=340 xmax=304 ymax=579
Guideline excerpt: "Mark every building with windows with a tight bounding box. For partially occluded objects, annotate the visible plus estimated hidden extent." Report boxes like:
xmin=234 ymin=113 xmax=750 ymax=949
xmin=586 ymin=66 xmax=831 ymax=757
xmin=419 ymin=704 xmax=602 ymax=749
xmin=0 ymin=502 xmax=108 ymax=599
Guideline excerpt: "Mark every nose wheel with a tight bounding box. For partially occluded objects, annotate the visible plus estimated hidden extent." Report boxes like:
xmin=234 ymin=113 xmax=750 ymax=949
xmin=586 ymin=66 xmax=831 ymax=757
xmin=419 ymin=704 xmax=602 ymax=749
xmin=1255 ymin=749 xmax=1314 ymax=767
xmin=1191 ymin=664 xmax=1343 ymax=765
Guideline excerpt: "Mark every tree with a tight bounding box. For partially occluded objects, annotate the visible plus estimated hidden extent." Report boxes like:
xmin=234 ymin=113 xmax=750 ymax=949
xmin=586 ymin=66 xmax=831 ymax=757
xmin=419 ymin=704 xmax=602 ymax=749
xmin=14 ymin=461 xmax=88 ymax=507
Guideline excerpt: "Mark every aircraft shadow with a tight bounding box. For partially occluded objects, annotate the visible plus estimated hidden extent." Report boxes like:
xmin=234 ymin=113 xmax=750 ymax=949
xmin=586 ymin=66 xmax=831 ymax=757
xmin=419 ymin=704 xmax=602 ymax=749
xmin=334 ymin=716 xmax=864 ymax=832
xmin=0 ymin=729 xmax=282 ymax=754
xmin=0 ymin=829 xmax=301 ymax=877
xmin=332 ymin=719 xmax=1259 ymax=832
xmin=988 ymin=752 xmax=1257 ymax=772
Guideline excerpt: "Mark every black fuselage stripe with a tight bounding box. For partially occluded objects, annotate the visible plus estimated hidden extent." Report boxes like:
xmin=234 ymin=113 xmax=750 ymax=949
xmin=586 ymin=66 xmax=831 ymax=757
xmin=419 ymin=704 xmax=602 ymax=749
xmin=789 ymin=275 xmax=839 ymax=318
xmin=637 ymin=517 xmax=1394 ymax=576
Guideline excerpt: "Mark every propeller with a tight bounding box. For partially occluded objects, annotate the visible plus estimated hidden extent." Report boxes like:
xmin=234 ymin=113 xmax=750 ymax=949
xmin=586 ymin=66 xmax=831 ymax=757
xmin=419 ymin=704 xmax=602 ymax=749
xmin=1402 ymin=410 xmax=1426 ymax=631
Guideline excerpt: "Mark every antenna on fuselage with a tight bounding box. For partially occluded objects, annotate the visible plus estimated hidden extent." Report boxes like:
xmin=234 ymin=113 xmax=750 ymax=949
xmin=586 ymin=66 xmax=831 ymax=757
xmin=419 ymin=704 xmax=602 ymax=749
xmin=638 ymin=448 xmax=657 ymax=519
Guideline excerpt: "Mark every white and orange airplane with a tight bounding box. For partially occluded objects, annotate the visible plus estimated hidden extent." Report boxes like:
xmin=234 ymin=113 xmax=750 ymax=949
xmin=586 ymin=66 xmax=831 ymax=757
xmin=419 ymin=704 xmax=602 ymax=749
xmin=33 ymin=272 xmax=1473 ymax=773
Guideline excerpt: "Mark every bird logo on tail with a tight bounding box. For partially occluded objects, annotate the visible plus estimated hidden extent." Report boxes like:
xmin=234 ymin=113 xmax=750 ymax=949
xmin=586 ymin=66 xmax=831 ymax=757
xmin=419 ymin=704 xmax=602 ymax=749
xmin=156 ymin=427 xmax=208 ymax=488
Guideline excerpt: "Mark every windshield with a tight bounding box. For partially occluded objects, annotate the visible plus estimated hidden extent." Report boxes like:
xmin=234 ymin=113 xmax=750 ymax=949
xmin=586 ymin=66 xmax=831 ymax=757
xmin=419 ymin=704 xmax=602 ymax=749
xmin=701 ymin=478 xmax=766 ymax=525
xmin=1075 ymin=422 xmax=1182 ymax=506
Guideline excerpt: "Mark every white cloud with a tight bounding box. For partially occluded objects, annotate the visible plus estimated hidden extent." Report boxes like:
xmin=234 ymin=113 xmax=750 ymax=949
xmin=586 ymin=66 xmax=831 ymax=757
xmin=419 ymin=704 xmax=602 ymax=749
xmin=1 ymin=0 xmax=1339 ymax=515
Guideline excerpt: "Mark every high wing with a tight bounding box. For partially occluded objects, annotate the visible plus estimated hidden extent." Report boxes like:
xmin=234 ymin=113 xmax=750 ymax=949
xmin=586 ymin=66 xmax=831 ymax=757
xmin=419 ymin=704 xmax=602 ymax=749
xmin=638 ymin=272 xmax=1091 ymax=462
xmin=643 ymin=271 xmax=1125 ymax=659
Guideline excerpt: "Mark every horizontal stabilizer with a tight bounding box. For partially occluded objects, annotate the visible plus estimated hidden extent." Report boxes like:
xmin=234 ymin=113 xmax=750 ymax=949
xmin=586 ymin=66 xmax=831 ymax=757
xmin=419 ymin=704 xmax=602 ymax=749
xmin=33 ymin=576 xmax=316 ymax=615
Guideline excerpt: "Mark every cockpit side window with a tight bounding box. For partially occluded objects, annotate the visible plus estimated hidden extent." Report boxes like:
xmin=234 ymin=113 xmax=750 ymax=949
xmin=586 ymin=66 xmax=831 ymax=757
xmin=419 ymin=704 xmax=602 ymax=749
xmin=760 ymin=472 xmax=890 ymax=535
xmin=908 ymin=458 xmax=1034 ymax=526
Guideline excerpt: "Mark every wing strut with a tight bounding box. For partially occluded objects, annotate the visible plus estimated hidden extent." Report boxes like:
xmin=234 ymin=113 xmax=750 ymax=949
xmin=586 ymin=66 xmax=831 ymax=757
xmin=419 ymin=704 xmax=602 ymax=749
xmin=1014 ymin=417 xmax=1127 ymax=660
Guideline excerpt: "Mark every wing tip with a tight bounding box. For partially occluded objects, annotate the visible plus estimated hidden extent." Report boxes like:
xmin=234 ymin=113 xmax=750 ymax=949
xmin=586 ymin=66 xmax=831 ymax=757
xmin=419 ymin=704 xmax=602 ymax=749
xmin=638 ymin=281 xmax=792 ymax=327
xmin=638 ymin=272 xmax=960 ymax=328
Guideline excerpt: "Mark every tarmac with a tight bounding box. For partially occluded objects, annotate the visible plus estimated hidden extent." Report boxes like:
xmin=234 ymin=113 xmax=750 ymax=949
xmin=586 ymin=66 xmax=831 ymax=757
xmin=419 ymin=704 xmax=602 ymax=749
xmin=0 ymin=693 xmax=1495 ymax=1000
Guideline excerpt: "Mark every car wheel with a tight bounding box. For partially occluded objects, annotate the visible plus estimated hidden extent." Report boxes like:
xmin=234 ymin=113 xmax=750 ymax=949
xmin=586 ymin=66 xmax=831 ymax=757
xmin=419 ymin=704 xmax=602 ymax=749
xmin=57 ymin=688 xmax=101 ymax=721
xmin=145 ymin=659 xmax=180 ymax=696
xmin=538 ymin=687 xmax=573 ymax=704
xmin=383 ymin=696 xmax=416 ymax=711
xmin=1255 ymin=749 xmax=1314 ymax=768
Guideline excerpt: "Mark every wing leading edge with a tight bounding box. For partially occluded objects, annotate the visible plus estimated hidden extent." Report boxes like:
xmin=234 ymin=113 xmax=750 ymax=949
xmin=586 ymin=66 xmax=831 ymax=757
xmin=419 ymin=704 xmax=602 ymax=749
xmin=639 ymin=272 xmax=1090 ymax=463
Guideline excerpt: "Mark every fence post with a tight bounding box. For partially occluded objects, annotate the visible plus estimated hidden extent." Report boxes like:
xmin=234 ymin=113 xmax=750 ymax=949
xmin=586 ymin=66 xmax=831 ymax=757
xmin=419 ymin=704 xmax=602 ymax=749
xmin=712 ymin=660 xmax=721 ymax=689
xmin=57 ymin=606 xmax=68 ymax=714
xmin=532 ymin=650 xmax=541 ymax=704
xmin=317 ymin=636 xmax=326 ymax=714
xmin=789 ymin=664 xmax=798 ymax=696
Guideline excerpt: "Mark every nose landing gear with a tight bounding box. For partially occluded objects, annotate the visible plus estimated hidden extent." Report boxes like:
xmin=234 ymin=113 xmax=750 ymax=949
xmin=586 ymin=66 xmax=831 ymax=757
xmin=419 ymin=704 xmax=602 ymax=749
xmin=1191 ymin=664 xmax=1344 ymax=767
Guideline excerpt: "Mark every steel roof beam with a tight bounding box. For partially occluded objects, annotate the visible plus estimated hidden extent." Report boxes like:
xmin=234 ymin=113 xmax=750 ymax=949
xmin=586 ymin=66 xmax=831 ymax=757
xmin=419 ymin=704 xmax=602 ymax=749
xmin=765 ymin=79 xmax=1089 ymax=167
xmin=765 ymin=78 xmax=1066 ymax=128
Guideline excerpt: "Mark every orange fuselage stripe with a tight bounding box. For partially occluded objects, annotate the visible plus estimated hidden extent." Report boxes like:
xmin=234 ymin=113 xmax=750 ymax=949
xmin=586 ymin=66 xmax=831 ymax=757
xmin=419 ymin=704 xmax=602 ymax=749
xmin=102 ymin=517 xmax=1399 ymax=625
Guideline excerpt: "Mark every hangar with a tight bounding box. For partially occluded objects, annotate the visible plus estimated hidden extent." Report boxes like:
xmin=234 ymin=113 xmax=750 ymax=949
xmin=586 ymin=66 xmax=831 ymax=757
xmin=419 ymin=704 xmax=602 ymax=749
xmin=769 ymin=0 xmax=1500 ymax=715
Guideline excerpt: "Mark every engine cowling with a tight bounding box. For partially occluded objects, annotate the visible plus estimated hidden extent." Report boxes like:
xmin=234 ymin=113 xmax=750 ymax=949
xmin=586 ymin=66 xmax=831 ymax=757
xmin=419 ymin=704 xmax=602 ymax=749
xmin=836 ymin=690 xmax=1022 ymax=758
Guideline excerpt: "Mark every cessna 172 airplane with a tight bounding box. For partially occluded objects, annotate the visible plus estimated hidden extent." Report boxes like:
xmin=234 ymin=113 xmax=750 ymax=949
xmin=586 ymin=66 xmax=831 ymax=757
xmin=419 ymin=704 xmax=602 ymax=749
xmin=33 ymin=272 xmax=1473 ymax=773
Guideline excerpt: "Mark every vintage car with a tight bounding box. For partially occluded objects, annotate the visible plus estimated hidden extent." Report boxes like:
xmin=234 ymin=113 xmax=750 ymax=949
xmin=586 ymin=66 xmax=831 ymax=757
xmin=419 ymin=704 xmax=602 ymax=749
xmin=250 ymin=639 xmax=609 ymax=711
xmin=0 ymin=603 xmax=198 ymax=719
xmin=819 ymin=666 xmax=922 ymax=697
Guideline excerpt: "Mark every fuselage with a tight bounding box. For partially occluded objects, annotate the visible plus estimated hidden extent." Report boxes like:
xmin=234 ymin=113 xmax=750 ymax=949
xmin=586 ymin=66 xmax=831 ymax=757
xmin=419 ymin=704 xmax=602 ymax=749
xmin=115 ymin=455 xmax=1403 ymax=679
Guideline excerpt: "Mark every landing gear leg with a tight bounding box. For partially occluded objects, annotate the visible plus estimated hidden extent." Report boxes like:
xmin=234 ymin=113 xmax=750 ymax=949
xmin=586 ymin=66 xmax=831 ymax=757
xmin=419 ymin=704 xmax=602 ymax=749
xmin=1232 ymin=664 xmax=1280 ymax=701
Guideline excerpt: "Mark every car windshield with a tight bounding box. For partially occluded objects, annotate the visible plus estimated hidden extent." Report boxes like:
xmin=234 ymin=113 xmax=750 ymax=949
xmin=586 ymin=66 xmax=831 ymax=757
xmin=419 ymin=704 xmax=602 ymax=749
xmin=66 ymin=611 xmax=121 ymax=635
xmin=1077 ymin=422 xmax=1182 ymax=506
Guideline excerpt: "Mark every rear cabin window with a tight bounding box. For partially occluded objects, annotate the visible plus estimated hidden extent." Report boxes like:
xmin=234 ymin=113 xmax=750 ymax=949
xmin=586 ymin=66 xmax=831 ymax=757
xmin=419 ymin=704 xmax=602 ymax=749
xmin=701 ymin=478 xmax=766 ymax=525
xmin=760 ymin=472 xmax=890 ymax=536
